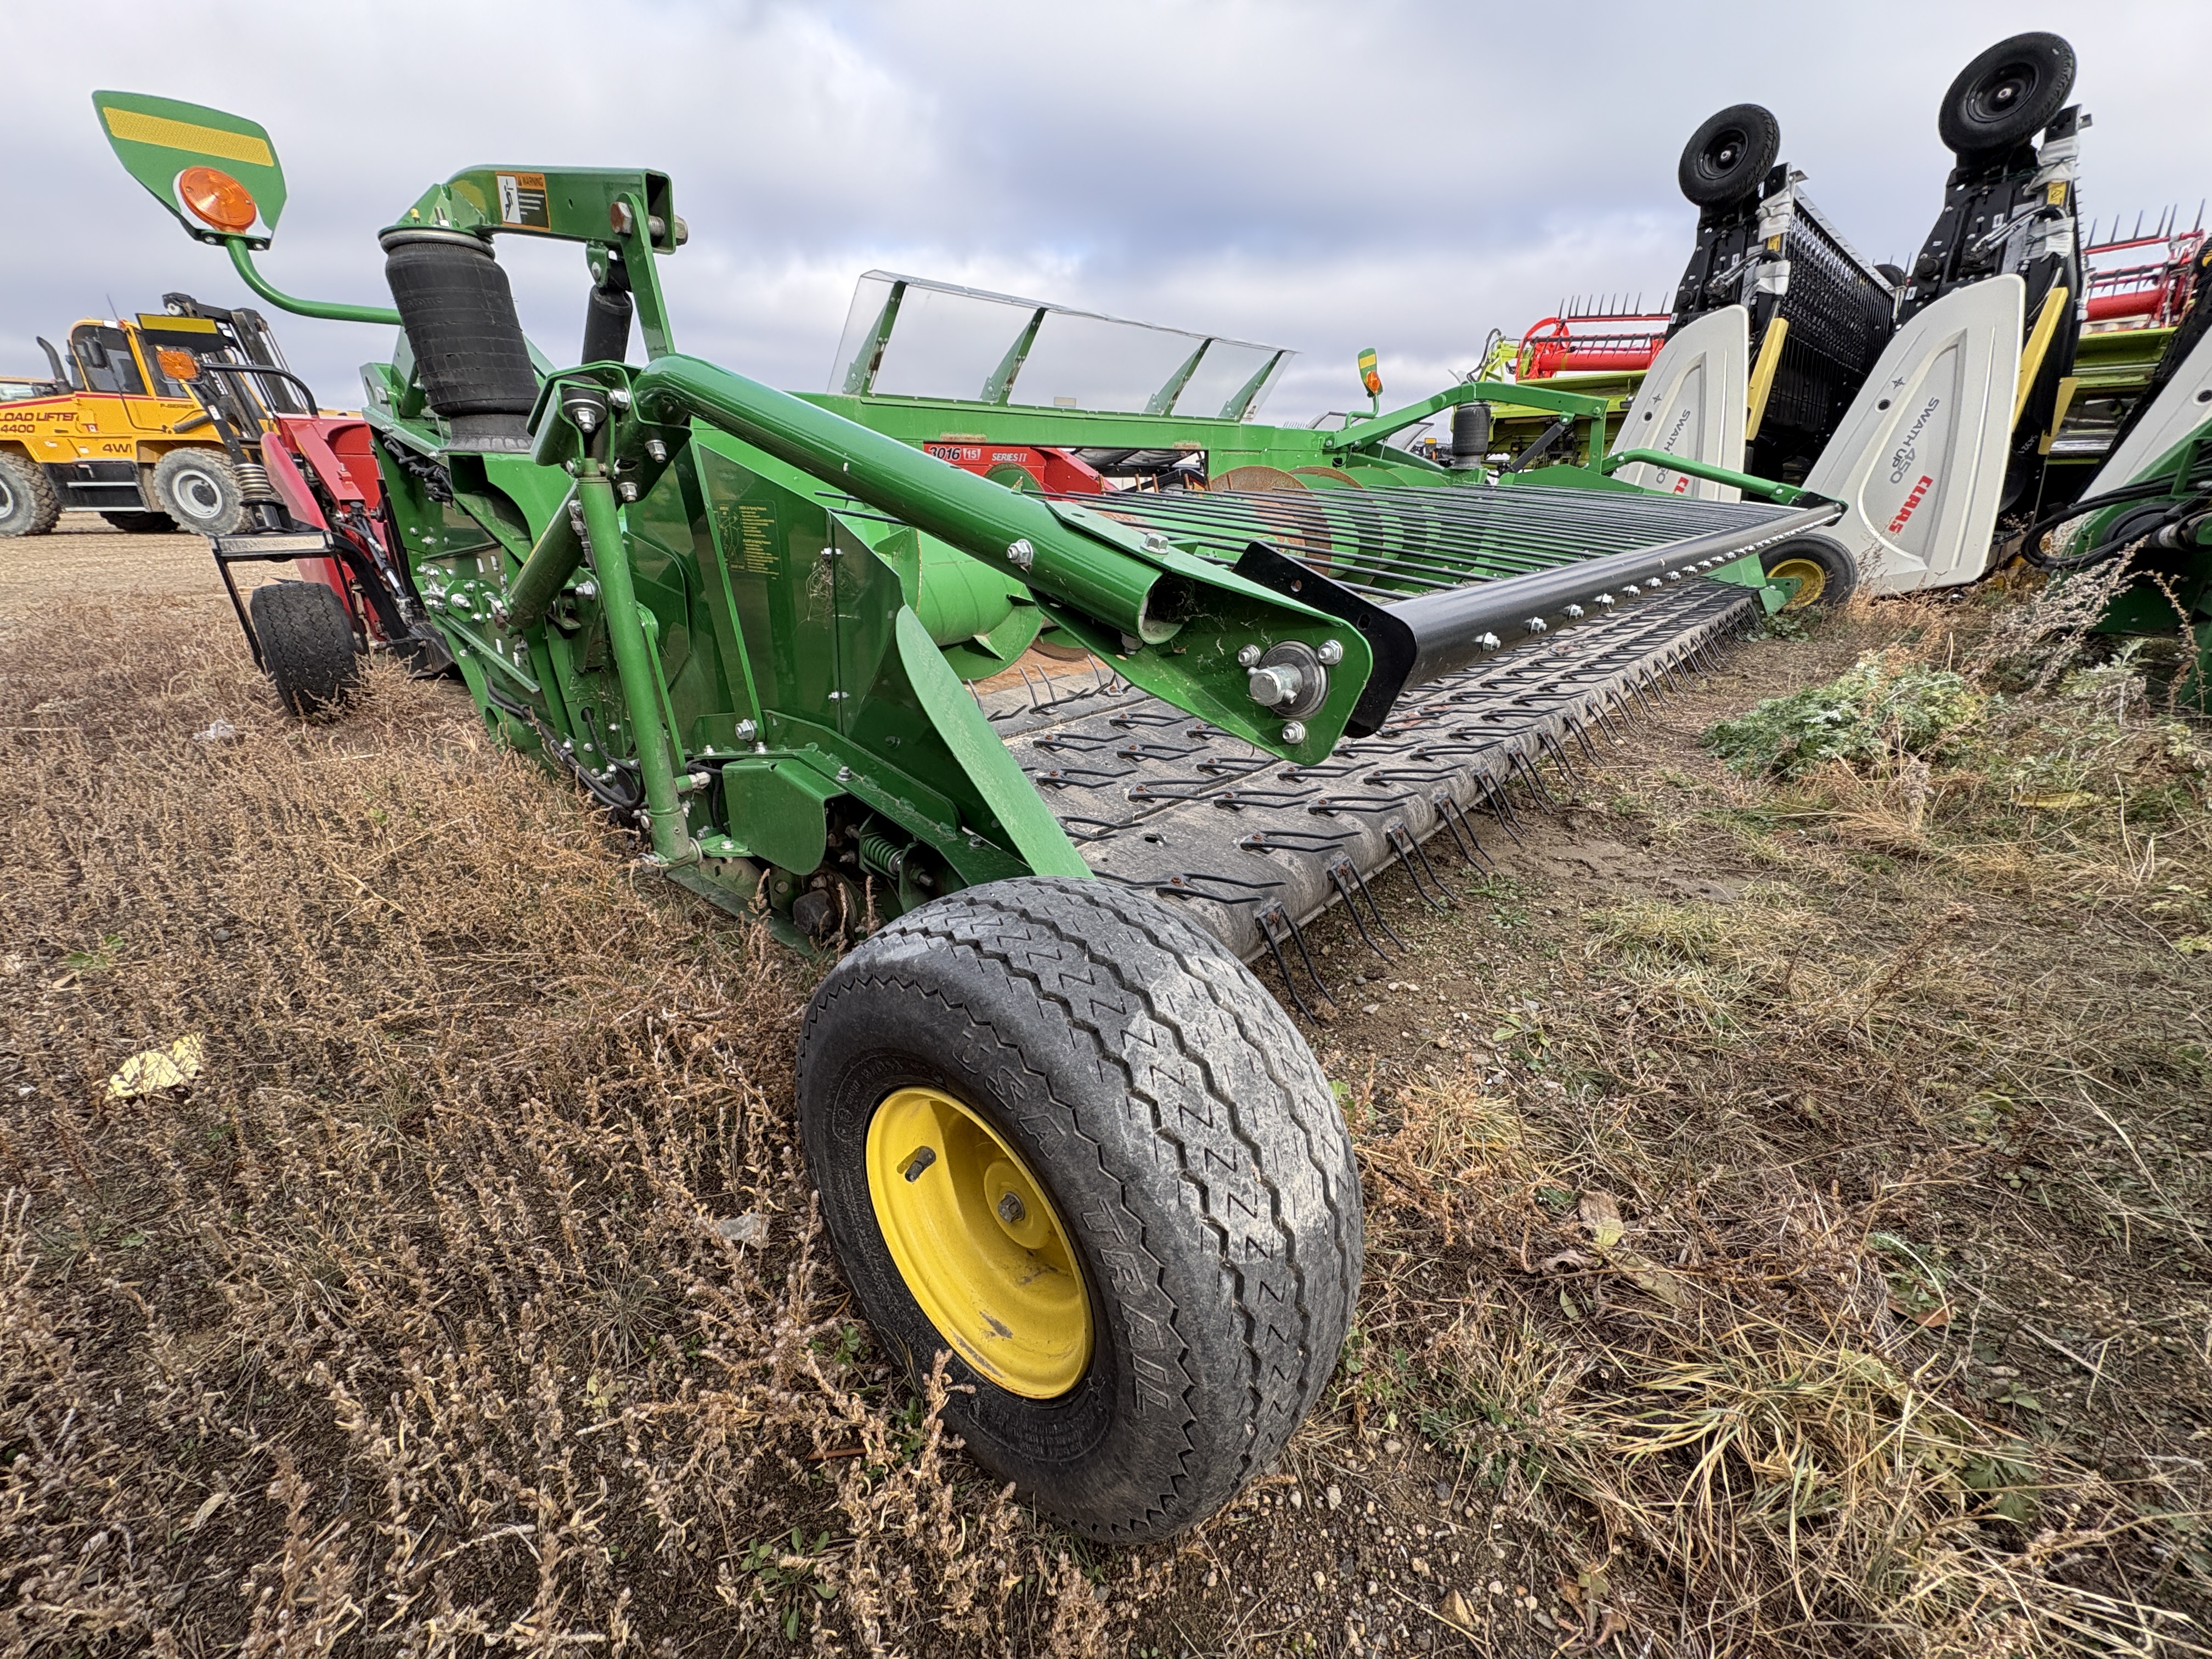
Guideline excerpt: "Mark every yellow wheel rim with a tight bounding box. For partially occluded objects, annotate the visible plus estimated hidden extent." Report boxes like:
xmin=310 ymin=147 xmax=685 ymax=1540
xmin=1765 ymin=555 xmax=1829 ymax=610
xmin=866 ymin=1086 xmax=1092 ymax=1398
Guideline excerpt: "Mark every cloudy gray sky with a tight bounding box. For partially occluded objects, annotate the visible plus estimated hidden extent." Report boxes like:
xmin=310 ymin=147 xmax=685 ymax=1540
xmin=5 ymin=1 xmax=2204 ymax=424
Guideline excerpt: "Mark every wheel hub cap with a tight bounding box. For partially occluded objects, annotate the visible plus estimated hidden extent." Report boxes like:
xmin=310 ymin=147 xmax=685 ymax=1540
xmin=866 ymin=1086 xmax=1091 ymax=1398
xmin=1766 ymin=556 xmax=1828 ymax=610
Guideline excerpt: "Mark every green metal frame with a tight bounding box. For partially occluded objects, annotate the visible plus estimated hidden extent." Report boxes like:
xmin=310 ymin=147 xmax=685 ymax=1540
xmin=96 ymin=94 xmax=1791 ymax=940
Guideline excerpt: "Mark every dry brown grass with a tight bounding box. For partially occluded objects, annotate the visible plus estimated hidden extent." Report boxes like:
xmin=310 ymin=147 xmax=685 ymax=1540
xmin=0 ymin=588 xmax=1110 ymax=1656
xmin=6 ymin=539 xmax=2209 ymax=1658
xmin=1329 ymin=590 xmax=2212 ymax=1656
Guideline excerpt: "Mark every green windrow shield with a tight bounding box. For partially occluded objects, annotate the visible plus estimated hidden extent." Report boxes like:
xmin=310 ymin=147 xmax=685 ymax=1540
xmin=93 ymin=91 xmax=286 ymax=248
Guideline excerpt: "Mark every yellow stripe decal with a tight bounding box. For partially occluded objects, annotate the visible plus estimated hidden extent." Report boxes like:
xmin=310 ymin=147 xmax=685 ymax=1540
xmin=101 ymin=107 xmax=274 ymax=168
xmin=136 ymin=313 xmax=219 ymax=333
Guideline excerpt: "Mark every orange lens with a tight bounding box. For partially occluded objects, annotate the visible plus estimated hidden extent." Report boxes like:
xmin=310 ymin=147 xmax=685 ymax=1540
xmin=178 ymin=165 xmax=257 ymax=233
xmin=156 ymin=347 xmax=200 ymax=381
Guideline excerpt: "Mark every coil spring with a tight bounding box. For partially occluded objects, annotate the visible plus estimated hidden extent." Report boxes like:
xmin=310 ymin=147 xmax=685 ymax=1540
xmin=233 ymin=461 xmax=278 ymax=503
xmin=857 ymin=828 xmax=908 ymax=879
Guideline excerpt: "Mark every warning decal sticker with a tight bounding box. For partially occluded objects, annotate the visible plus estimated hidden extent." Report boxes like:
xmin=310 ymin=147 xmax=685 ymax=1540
xmin=496 ymin=172 xmax=550 ymax=229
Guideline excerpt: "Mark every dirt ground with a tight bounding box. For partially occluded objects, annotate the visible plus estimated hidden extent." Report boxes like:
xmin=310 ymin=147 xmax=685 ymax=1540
xmin=3 ymin=515 xmax=2208 ymax=1657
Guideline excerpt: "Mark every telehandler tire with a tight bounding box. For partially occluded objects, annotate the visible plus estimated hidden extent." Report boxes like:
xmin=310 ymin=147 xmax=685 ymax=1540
xmin=251 ymin=580 xmax=361 ymax=716
xmin=797 ymin=874 xmax=1362 ymax=1542
xmin=0 ymin=453 xmax=61 ymax=538
xmin=153 ymin=449 xmax=247 ymax=536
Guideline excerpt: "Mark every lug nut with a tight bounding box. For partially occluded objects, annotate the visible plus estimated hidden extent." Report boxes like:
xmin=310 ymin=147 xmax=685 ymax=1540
xmin=997 ymin=1192 xmax=1027 ymax=1225
xmin=1316 ymin=639 xmax=1344 ymax=665
xmin=1006 ymin=538 xmax=1035 ymax=571
xmin=646 ymin=438 xmax=668 ymax=462
xmin=1280 ymin=720 xmax=1307 ymax=744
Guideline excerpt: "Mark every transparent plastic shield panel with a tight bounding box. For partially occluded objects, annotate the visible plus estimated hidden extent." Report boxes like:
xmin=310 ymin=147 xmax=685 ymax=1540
xmin=871 ymin=285 xmax=1040 ymax=401
xmin=830 ymin=272 xmax=899 ymax=393
xmin=1011 ymin=313 xmax=1198 ymax=412
xmin=828 ymin=270 xmax=1291 ymax=414
xmin=1178 ymin=340 xmax=1286 ymax=419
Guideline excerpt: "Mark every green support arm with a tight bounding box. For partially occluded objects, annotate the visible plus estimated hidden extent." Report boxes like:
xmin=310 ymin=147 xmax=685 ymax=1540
xmin=622 ymin=353 xmax=1378 ymax=761
xmin=1600 ymin=448 xmax=1807 ymax=504
xmin=1322 ymin=379 xmax=1609 ymax=454
xmin=225 ymin=239 xmax=403 ymax=327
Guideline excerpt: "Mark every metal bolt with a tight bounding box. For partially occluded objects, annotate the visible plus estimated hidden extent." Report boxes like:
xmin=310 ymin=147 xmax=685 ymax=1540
xmin=997 ymin=1192 xmax=1027 ymax=1225
xmin=608 ymin=388 xmax=631 ymax=409
xmin=821 ymin=546 xmax=836 ymax=562
xmin=1280 ymin=720 xmax=1307 ymax=744
xmin=618 ymin=482 xmax=639 ymax=502
xmin=734 ymin=718 xmax=757 ymax=741
xmin=1595 ymin=593 xmax=1615 ymax=607
xmin=1007 ymin=538 xmax=1036 ymax=571
xmin=573 ymin=407 xmax=597 ymax=432
xmin=1666 ymin=569 xmax=1684 ymax=582
xmin=1316 ymin=639 xmax=1344 ymax=665
xmin=1624 ymin=584 xmax=1641 ymax=596
xmin=1564 ymin=604 xmax=1584 ymax=618
xmin=577 ymin=580 xmax=599 ymax=599
xmin=1249 ymin=665 xmax=1302 ymax=708
xmin=1237 ymin=644 xmax=1263 ymax=668
xmin=1526 ymin=617 xmax=1548 ymax=634
xmin=646 ymin=438 xmax=668 ymax=462
xmin=836 ymin=765 xmax=852 ymax=782
xmin=1477 ymin=632 xmax=1502 ymax=651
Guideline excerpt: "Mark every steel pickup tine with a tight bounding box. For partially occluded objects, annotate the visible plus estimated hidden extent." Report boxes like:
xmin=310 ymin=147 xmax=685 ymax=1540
xmin=1338 ymin=854 xmax=1409 ymax=952
xmin=1538 ymin=729 xmax=1582 ymax=789
xmin=1432 ymin=791 xmax=1487 ymax=868
xmin=1476 ymin=772 xmax=1526 ymax=843
xmin=1511 ymin=750 xmax=1561 ymax=813
xmin=1256 ymin=905 xmax=1323 ymax=1020
xmin=1280 ymin=905 xmax=1335 ymax=1006
xmin=1328 ymin=857 xmax=1396 ymax=958
xmin=1385 ymin=822 xmax=1448 ymax=912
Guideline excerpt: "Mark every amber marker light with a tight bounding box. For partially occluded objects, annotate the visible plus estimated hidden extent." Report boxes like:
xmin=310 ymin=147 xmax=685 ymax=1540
xmin=178 ymin=166 xmax=257 ymax=233
xmin=156 ymin=348 xmax=200 ymax=381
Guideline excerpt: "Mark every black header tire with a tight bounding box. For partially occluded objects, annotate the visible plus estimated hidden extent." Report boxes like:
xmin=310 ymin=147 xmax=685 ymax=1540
xmin=1938 ymin=33 xmax=2075 ymax=159
xmin=1679 ymin=104 xmax=1781 ymax=210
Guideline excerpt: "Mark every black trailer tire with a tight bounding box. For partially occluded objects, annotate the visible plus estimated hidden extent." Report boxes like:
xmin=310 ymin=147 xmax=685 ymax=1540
xmin=100 ymin=509 xmax=178 ymax=533
xmin=1678 ymin=104 xmax=1780 ymax=210
xmin=250 ymin=580 xmax=362 ymax=715
xmin=1938 ymin=33 xmax=2075 ymax=159
xmin=153 ymin=448 xmax=247 ymax=536
xmin=797 ymin=874 xmax=1362 ymax=1542
xmin=0 ymin=453 xmax=61 ymax=538
xmin=1761 ymin=534 xmax=1858 ymax=610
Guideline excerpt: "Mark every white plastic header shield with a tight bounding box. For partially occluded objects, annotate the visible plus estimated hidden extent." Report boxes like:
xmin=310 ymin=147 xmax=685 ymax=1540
xmin=1803 ymin=276 xmax=2024 ymax=593
xmin=1607 ymin=306 xmax=1750 ymax=500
